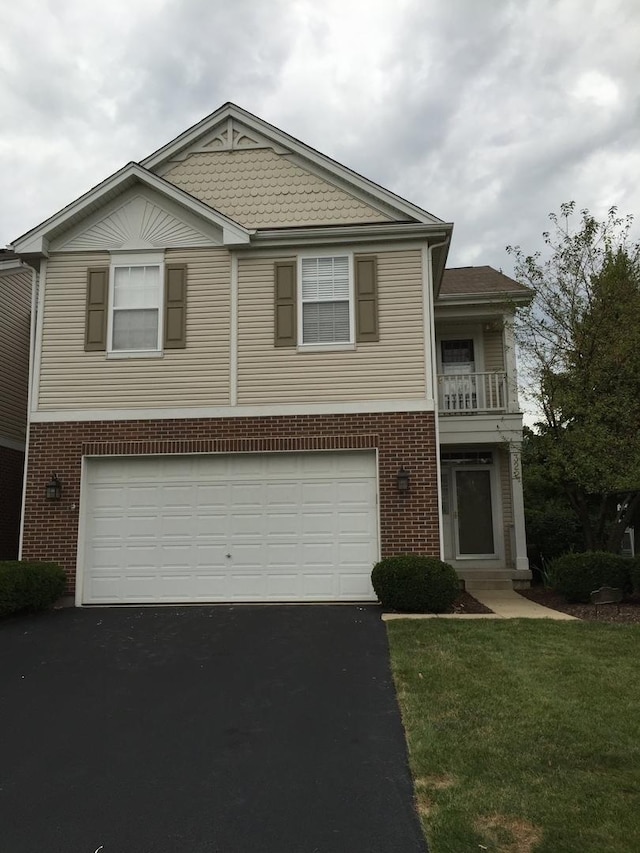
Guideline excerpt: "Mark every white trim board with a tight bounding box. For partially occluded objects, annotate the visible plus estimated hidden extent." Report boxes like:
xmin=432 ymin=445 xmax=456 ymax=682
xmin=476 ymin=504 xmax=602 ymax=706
xmin=30 ymin=398 xmax=437 ymax=423
xmin=438 ymin=413 xmax=524 ymax=445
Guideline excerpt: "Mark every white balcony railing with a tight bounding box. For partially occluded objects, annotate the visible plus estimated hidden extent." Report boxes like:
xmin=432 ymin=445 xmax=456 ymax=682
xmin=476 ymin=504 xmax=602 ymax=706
xmin=437 ymin=372 xmax=507 ymax=413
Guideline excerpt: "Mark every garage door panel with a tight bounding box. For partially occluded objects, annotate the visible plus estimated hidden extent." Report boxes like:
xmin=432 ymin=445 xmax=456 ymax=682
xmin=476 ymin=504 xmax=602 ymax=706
xmin=82 ymin=451 xmax=378 ymax=603
xmin=302 ymin=573 xmax=336 ymax=597
xmin=194 ymin=573 xmax=228 ymax=596
xmin=265 ymin=542 xmax=299 ymax=565
xmin=263 ymin=514 xmax=299 ymax=536
xmin=302 ymin=512 xmax=336 ymax=536
xmin=230 ymin=573 xmax=267 ymax=597
xmin=266 ymin=481 xmax=300 ymax=504
xmin=127 ymin=485 xmax=159 ymax=507
xmin=91 ymin=515 xmax=128 ymax=537
xmin=338 ymin=574 xmax=373 ymax=597
xmin=338 ymin=511 xmax=373 ymax=536
xmin=230 ymin=543 xmax=265 ymax=566
xmin=301 ymin=481 xmax=336 ymax=504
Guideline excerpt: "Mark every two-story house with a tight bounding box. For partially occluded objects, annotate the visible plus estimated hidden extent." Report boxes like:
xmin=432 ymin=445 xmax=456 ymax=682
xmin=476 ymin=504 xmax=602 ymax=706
xmin=0 ymin=250 xmax=32 ymax=559
xmin=11 ymin=103 xmax=531 ymax=605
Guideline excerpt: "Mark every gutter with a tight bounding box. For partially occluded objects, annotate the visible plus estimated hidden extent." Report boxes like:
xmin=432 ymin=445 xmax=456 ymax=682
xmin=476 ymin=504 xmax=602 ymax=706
xmin=18 ymin=263 xmax=39 ymax=559
xmin=250 ymin=223 xmax=453 ymax=248
xmin=426 ymin=234 xmax=451 ymax=562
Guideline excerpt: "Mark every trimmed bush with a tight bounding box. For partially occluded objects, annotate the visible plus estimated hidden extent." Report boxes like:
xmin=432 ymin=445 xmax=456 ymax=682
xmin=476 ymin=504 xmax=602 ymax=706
xmin=0 ymin=561 xmax=66 ymax=617
xmin=549 ymin=551 xmax=630 ymax=603
xmin=371 ymin=555 xmax=459 ymax=613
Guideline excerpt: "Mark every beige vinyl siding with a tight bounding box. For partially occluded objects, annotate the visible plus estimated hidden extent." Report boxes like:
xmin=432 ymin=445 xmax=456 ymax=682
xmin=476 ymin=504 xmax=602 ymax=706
xmin=0 ymin=268 xmax=31 ymax=442
xmin=38 ymin=249 xmax=231 ymax=410
xmin=499 ymin=446 xmax=514 ymax=568
xmin=164 ymin=150 xmax=391 ymax=228
xmin=237 ymin=250 xmax=426 ymax=404
xmin=483 ymin=327 xmax=505 ymax=372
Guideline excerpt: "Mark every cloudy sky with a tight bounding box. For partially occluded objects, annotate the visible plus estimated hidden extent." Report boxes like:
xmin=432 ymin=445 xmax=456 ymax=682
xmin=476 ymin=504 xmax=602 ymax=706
xmin=1 ymin=0 xmax=639 ymax=270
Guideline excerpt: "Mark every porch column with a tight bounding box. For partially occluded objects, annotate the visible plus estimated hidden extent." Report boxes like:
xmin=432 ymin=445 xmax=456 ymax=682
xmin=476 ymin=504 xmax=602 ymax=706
xmin=504 ymin=318 xmax=520 ymax=413
xmin=509 ymin=443 xmax=529 ymax=571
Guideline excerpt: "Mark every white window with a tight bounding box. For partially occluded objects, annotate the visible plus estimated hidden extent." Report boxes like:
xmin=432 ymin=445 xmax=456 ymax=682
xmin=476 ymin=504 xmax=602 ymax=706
xmin=109 ymin=255 xmax=163 ymax=354
xmin=299 ymin=255 xmax=353 ymax=345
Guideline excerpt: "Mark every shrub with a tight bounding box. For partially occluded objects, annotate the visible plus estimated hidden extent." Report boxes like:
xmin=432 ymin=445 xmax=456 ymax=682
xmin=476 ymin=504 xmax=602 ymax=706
xmin=371 ymin=555 xmax=459 ymax=613
xmin=549 ymin=551 xmax=630 ymax=603
xmin=525 ymin=505 xmax=584 ymax=565
xmin=629 ymin=556 xmax=640 ymax=595
xmin=0 ymin=561 xmax=66 ymax=617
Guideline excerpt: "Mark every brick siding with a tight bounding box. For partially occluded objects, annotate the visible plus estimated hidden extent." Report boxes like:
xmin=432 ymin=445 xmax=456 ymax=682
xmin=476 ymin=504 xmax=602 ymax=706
xmin=23 ymin=412 xmax=439 ymax=594
xmin=0 ymin=446 xmax=24 ymax=560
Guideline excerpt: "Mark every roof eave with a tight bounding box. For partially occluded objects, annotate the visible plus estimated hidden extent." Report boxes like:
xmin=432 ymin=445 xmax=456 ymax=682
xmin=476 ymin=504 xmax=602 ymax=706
xmin=10 ymin=162 xmax=252 ymax=257
xmin=248 ymin=221 xmax=453 ymax=249
xmin=436 ymin=291 xmax=533 ymax=306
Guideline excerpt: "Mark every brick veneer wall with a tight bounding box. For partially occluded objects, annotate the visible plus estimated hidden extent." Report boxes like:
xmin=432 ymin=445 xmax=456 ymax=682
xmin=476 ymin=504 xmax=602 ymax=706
xmin=0 ymin=445 xmax=25 ymax=560
xmin=23 ymin=411 xmax=439 ymax=594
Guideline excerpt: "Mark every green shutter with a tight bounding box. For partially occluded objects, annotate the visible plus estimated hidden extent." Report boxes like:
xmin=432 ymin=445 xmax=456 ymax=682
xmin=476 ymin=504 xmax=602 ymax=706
xmin=84 ymin=267 xmax=109 ymax=352
xmin=355 ymin=255 xmax=379 ymax=343
xmin=164 ymin=264 xmax=187 ymax=349
xmin=274 ymin=261 xmax=297 ymax=347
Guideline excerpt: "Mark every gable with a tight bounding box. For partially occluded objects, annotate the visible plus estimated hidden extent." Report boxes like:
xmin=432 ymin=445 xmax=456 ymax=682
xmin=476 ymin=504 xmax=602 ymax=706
xmin=162 ymin=148 xmax=392 ymax=229
xmin=12 ymin=163 xmax=251 ymax=259
xmin=144 ymin=105 xmax=445 ymax=227
xmin=50 ymin=185 xmax=227 ymax=253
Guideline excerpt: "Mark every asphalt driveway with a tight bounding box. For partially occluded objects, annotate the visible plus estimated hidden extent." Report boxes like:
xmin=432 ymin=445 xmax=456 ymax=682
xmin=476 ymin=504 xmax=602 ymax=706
xmin=0 ymin=605 xmax=427 ymax=853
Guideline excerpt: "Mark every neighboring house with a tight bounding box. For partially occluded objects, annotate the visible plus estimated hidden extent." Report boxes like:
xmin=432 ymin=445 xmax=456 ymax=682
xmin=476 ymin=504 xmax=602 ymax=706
xmin=11 ymin=103 xmax=531 ymax=605
xmin=0 ymin=250 xmax=31 ymax=559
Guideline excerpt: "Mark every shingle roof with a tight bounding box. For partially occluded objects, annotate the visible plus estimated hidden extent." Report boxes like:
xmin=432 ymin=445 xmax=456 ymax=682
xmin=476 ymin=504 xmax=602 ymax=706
xmin=440 ymin=265 xmax=531 ymax=297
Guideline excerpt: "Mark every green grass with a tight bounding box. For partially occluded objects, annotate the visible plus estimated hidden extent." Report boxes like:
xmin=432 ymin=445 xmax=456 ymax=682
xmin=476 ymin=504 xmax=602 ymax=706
xmin=387 ymin=619 xmax=640 ymax=853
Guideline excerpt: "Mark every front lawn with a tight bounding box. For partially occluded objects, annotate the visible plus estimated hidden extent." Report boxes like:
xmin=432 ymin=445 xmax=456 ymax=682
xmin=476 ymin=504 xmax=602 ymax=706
xmin=387 ymin=619 xmax=640 ymax=853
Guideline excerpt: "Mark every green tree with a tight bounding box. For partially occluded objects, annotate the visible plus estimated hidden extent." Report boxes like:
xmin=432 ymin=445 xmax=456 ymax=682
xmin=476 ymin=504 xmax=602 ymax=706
xmin=508 ymin=203 xmax=640 ymax=553
xmin=521 ymin=426 xmax=584 ymax=566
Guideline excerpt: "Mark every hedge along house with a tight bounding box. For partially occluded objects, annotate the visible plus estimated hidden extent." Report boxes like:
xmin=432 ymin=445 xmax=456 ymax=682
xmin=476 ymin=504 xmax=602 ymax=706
xmin=12 ymin=103 xmax=532 ymax=605
xmin=0 ymin=250 xmax=32 ymax=559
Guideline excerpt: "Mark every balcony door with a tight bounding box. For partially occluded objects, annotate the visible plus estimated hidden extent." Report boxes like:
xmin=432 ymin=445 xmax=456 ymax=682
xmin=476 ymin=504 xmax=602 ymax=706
xmin=441 ymin=339 xmax=475 ymax=374
xmin=440 ymin=339 xmax=477 ymax=412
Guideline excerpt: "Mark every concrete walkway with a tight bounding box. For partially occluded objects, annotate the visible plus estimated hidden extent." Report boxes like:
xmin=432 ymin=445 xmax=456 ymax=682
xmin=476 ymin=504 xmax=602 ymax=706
xmin=383 ymin=588 xmax=578 ymax=621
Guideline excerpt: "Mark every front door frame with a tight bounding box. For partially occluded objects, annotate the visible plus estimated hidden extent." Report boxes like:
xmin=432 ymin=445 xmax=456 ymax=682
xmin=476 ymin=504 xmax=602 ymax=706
xmin=440 ymin=451 xmax=504 ymax=565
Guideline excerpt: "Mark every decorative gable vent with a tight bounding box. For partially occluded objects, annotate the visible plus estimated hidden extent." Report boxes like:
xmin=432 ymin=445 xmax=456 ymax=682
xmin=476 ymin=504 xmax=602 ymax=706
xmin=56 ymin=194 xmax=218 ymax=251
xmin=165 ymin=117 xmax=287 ymax=161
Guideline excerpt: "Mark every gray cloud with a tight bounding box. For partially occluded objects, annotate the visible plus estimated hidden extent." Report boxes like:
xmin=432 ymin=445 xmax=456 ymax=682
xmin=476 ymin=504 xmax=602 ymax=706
xmin=2 ymin=0 xmax=639 ymax=273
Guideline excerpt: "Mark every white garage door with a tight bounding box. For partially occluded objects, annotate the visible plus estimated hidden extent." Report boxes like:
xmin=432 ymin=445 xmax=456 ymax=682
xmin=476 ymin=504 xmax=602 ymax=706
xmin=81 ymin=451 xmax=378 ymax=604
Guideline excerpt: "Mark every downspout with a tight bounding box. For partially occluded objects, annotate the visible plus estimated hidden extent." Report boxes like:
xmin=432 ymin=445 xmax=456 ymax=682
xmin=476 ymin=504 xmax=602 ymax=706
xmin=18 ymin=262 xmax=39 ymax=559
xmin=425 ymin=236 xmax=450 ymax=561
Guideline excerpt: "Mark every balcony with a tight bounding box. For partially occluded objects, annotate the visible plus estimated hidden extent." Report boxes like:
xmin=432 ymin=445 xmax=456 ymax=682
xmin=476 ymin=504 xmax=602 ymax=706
xmin=437 ymin=372 xmax=507 ymax=414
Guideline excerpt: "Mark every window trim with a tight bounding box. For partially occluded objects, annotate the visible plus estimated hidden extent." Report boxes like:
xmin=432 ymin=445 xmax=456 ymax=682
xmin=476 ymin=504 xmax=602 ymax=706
xmin=296 ymin=251 xmax=355 ymax=350
xmin=107 ymin=251 xmax=165 ymax=357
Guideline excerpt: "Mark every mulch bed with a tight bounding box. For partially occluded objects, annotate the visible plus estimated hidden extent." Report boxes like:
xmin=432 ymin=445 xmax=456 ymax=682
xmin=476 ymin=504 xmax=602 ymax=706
xmin=452 ymin=591 xmax=493 ymax=614
xmin=519 ymin=587 xmax=640 ymax=624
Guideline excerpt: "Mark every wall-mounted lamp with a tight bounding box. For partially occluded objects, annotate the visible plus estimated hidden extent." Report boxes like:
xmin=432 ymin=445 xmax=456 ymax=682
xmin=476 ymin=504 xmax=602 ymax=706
xmin=45 ymin=473 xmax=62 ymax=501
xmin=397 ymin=467 xmax=410 ymax=493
